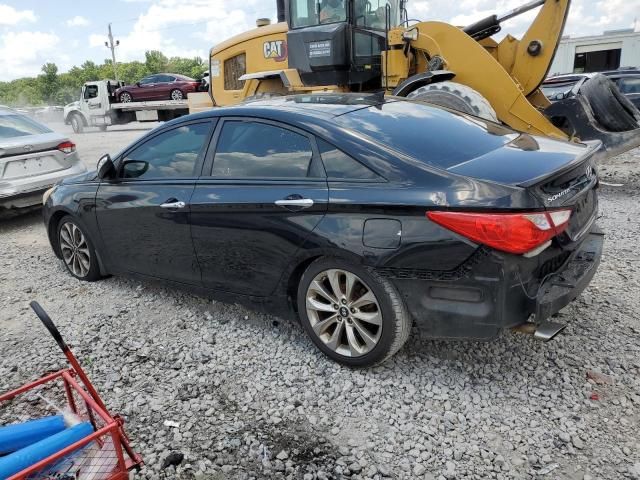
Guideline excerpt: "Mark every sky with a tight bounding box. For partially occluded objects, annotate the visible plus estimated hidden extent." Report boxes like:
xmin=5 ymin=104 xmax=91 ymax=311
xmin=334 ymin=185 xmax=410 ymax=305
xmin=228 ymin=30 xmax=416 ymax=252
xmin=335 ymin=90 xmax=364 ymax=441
xmin=0 ymin=0 xmax=639 ymax=81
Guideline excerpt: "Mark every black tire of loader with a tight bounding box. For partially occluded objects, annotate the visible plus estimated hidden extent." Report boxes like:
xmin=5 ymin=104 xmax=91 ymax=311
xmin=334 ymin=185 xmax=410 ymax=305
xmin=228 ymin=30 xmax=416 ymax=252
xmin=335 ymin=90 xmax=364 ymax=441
xmin=580 ymin=74 xmax=640 ymax=132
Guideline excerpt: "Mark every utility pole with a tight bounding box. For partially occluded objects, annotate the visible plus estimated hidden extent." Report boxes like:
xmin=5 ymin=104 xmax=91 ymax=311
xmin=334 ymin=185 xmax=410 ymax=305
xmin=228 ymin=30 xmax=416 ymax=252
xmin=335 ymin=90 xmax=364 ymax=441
xmin=104 ymin=23 xmax=120 ymax=82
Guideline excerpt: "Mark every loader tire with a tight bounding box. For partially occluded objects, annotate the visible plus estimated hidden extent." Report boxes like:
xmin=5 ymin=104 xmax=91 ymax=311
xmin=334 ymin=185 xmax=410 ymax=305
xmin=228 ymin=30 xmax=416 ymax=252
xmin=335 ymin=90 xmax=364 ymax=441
xmin=407 ymin=81 xmax=498 ymax=122
xmin=580 ymin=74 xmax=640 ymax=132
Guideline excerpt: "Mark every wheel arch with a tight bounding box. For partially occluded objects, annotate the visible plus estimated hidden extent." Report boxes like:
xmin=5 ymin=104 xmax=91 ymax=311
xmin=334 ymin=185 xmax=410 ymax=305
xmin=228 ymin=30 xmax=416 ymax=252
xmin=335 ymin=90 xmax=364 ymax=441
xmin=280 ymin=248 xmax=370 ymax=314
xmin=65 ymin=110 xmax=87 ymax=126
xmin=48 ymin=209 xmax=108 ymax=275
xmin=392 ymin=70 xmax=456 ymax=97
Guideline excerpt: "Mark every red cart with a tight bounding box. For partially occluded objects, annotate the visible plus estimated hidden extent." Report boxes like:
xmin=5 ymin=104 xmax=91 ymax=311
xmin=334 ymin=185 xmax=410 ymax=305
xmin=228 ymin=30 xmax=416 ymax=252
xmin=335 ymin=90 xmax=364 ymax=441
xmin=0 ymin=301 xmax=143 ymax=479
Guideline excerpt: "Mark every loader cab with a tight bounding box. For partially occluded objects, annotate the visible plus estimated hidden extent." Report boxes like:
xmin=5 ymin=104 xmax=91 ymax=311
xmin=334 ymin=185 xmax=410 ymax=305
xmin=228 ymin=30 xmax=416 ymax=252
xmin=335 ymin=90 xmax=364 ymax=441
xmin=286 ymin=0 xmax=403 ymax=89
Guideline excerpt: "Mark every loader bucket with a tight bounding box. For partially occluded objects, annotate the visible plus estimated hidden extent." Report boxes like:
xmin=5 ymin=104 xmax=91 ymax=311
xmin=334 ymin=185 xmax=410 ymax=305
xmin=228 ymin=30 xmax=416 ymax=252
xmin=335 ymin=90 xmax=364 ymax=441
xmin=545 ymin=96 xmax=640 ymax=158
xmin=544 ymin=75 xmax=640 ymax=159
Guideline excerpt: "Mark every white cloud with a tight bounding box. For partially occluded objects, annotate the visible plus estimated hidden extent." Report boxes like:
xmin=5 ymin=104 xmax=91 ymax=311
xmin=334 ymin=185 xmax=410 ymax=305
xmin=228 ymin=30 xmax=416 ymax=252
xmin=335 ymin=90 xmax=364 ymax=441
xmin=0 ymin=4 xmax=36 ymax=25
xmin=0 ymin=31 xmax=62 ymax=80
xmin=66 ymin=15 xmax=90 ymax=27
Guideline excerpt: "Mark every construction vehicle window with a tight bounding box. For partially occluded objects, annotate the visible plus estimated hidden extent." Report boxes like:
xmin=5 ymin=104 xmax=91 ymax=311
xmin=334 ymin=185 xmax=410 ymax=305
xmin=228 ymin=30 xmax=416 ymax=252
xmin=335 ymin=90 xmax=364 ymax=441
xmin=224 ymin=54 xmax=246 ymax=91
xmin=355 ymin=0 xmax=399 ymax=30
xmin=212 ymin=121 xmax=314 ymax=178
xmin=290 ymin=0 xmax=346 ymax=27
xmin=121 ymin=123 xmax=210 ymax=179
xmin=84 ymin=85 xmax=99 ymax=99
xmin=317 ymin=139 xmax=379 ymax=180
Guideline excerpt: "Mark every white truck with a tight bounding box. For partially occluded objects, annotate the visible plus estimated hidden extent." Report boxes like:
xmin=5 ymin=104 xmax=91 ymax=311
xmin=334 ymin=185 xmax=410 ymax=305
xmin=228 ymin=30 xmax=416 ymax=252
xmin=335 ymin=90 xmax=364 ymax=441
xmin=63 ymin=80 xmax=190 ymax=133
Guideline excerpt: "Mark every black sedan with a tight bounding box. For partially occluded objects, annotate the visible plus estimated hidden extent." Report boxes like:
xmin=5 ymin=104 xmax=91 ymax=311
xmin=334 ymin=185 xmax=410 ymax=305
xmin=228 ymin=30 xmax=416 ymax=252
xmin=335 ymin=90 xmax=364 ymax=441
xmin=42 ymin=94 xmax=603 ymax=367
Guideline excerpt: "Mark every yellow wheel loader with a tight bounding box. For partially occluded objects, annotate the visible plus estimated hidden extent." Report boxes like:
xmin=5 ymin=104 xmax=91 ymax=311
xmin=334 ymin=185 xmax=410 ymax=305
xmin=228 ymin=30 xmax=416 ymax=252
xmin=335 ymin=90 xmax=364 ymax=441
xmin=192 ymin=0 xmax=640 ymax=157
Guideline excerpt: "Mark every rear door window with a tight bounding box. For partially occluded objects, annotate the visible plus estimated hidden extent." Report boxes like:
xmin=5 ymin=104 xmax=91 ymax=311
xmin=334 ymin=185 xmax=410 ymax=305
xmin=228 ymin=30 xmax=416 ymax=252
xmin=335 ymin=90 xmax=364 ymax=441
xmin=211 ymin=120 xmax=318 ymax=178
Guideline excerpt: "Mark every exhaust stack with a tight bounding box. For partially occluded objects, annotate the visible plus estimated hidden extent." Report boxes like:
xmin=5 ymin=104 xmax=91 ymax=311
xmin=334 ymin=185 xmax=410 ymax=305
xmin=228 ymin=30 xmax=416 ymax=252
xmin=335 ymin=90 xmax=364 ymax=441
xmin=277 ymin=0 xmax=285 ymax=22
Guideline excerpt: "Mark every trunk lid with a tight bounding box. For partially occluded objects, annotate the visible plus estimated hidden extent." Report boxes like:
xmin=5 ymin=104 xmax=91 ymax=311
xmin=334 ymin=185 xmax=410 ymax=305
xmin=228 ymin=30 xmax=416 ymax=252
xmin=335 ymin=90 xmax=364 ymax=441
xmin=447 ymin=135 xmax=600 ymax=243
xmin=0 ymin=132 xmax=68 ymax=158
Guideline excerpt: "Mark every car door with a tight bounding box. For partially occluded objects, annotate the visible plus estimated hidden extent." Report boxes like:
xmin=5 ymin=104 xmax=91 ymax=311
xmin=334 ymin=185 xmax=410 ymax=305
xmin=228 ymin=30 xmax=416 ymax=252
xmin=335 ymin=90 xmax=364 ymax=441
xmin=156 ymin=75 xmax=175 ymax=99
xmin=190 ymin=118 xmax=329 ymax=296
xmin=136 ymin=75 xmax=158 ymax=101
xmin=95 ymin=120 xmax=215 ymax=284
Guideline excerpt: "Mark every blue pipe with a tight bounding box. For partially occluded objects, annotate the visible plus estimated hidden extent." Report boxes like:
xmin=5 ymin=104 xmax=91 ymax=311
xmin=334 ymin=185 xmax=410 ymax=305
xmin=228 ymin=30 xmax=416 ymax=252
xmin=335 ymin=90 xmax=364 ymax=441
xmin=0 ymin=416 xmax=66 ymax=455
xmin=0 ymin=422 xmax=93 ymax=479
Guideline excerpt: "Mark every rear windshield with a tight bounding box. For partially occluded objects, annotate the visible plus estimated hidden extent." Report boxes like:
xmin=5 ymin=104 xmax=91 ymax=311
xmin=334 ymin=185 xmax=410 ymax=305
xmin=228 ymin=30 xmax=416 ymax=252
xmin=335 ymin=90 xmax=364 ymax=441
xmin=0 ymin=114 xmax=51 ymax=139
xmin=336 ymin=100 xmax=512 ymax=170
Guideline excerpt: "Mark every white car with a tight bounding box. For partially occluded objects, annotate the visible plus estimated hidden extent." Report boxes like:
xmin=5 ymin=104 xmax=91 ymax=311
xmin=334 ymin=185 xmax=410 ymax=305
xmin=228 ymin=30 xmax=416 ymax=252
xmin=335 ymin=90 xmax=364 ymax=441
xmin=0 ymin=107 xmax=86 ymax=215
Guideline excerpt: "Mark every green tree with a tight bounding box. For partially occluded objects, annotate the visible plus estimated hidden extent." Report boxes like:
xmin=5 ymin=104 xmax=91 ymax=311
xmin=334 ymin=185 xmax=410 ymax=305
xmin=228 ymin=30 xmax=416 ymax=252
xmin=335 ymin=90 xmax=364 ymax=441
xmin=145 ymin=50 xmax=168 ymax=74
xmin=39 ymin=63 xmax=59 ymax=103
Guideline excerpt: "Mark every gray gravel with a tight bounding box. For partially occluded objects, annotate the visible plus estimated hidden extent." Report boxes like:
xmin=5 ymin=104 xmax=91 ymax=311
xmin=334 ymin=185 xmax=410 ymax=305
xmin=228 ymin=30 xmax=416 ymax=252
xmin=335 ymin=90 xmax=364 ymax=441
xmin=1 ymin=126 xmax=639 ymax=479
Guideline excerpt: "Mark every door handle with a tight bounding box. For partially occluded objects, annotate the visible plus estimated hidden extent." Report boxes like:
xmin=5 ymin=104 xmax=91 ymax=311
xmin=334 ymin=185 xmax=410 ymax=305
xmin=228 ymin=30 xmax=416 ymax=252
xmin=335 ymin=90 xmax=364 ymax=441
xmin=275 ymin=198 xmax=314 ymax=208
xmin=160 ymin=200 xmax=186 ymax=209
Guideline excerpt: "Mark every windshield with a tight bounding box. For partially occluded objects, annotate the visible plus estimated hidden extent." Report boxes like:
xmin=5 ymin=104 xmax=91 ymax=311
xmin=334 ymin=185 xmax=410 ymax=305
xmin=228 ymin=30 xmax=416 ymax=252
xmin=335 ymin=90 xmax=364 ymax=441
xmin=290 ymin=0 xmax=400 ymax=29
xmin=291 ymin=0 xmax=346 ymax=27
xmin=541 ymin=81 xmax=578 ymax=100
xmin=0 ymin=114 xmax=51 ymax=140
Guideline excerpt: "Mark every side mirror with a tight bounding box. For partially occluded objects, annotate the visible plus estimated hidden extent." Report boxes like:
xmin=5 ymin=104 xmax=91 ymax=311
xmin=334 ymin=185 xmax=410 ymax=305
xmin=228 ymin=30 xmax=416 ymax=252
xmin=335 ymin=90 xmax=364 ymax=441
xmin=97 ymin=154 xmax=116 ymax=179
xmin=121 ymin=159 xmax=149 ymax=179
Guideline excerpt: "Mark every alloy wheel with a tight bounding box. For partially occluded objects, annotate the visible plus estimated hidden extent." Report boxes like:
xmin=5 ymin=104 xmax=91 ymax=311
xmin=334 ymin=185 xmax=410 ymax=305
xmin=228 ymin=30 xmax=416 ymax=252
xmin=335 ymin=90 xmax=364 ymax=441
xmin=305 ymin=269 xmax=382 ymax=357
xmin=59 ymin=222 xmax=91 ymax=278
xmin=171 ymin=89 xmax=184 ymax=100
xmin=120 ymin=92 xmax=132 ymax=102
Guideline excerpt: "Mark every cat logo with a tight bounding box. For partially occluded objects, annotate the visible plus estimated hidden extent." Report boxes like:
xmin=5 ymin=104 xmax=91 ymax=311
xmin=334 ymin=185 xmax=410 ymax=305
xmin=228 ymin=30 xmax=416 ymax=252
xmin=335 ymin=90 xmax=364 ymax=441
xmin=263 ymin=40 xmax=288 ymax=62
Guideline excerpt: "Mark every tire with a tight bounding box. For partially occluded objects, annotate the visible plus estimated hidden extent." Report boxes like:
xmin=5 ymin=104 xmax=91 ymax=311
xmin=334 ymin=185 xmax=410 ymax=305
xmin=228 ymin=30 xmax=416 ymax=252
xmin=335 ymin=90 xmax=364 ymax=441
xmin=119 ymin=92 xmax=132 ymax=103
xmin=170 ymin=89 xmax=184 ymax=101
xmin=70 ymin=114 xmax=84 ymax=134
xmin=57 ymin=216 xmax=102 ymax=282
xmin=580 ymin=74 xmax=640 ymax=132
xmin=297 ymin=257 xmax=411 ymax=367
xmin=98 ymin=125 xmax=108 ymax=132
xmin=407 ymin=81 xmax=499 ymax=122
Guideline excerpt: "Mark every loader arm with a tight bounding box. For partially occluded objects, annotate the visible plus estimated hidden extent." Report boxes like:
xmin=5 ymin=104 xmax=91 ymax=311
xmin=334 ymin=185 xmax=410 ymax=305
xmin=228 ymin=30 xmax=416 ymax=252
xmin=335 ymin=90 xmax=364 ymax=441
xmin=504 ymin=0 xmax=571 ymax=97
xmin=406 ymin=21 xmax=569 ymax=139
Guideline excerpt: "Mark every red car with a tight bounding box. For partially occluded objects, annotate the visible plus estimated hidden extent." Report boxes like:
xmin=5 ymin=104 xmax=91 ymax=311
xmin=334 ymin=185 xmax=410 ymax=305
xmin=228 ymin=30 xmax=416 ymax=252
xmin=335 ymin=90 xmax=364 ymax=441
xmin=115 ymin=73 xmax=200 ymax=102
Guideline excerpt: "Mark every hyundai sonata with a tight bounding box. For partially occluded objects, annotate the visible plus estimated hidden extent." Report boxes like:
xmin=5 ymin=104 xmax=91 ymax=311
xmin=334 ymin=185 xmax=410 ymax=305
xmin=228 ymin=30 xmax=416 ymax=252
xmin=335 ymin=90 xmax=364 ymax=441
xmin=43 ymin=94 xmax=603 ymax=367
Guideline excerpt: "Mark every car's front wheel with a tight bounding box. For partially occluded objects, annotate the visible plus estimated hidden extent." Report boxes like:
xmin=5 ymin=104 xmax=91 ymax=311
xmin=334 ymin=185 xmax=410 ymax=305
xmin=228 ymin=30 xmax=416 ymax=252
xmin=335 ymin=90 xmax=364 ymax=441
xmin=57 ymin=216 xmax=101 ymax=281
xmin=297 ymin=258 xmax=411 ymax=367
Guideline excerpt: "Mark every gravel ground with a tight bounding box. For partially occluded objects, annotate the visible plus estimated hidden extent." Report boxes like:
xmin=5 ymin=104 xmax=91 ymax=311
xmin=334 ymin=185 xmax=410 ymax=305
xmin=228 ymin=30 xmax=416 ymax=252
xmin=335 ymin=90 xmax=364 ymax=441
xmin=1 ymin=124 xmax=639 ymax=480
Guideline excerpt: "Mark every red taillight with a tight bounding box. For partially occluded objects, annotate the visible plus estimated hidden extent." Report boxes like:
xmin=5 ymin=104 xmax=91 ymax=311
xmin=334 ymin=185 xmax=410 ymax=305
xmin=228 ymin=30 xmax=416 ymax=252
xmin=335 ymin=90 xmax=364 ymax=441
xmin=57 ymin=141 xmax=76 ymax=154
xmin=426 ymin=209 xmax=572 ymax=255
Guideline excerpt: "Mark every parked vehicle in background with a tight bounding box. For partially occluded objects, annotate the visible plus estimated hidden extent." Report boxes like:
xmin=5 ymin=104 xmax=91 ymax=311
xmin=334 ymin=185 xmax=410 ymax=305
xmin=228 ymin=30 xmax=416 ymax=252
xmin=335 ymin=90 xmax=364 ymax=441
xmin=63 ymin=80 xmax=189 ymax=133
xmin=0 ymin=107 xmax=86 ymax=215
xmin=114 ymin=74 xmax=202 ymax=103
xmin=542 ymin=69 xmax=640 ymax=108
xmin=44 ymin=94 xmax=603 ymax=367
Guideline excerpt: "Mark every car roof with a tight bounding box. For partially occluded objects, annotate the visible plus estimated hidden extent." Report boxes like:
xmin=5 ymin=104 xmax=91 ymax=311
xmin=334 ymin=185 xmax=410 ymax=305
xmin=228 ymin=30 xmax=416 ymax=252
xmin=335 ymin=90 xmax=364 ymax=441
xmin=185 ymin=93 xmax=391 ymax=122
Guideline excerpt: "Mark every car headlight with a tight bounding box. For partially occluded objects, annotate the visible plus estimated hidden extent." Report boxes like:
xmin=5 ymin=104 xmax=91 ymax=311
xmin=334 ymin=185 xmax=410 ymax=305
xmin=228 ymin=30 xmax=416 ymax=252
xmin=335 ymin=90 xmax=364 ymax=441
xmin=42 ymin=186 xmax=56 ymax=205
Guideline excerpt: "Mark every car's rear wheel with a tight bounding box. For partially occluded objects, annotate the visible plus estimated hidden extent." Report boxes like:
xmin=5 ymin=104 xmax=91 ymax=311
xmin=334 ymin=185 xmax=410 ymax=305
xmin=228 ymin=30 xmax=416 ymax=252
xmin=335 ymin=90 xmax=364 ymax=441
xmin=70 ymin=114 xmax=84 ymax=134
xmin=57 ymin=216 xmax=101 ymax=281
xmin=170 ymin=89 xmax=184 ymax=101
xmin=119 ymin=92 xmax=132 ymax=103
xmin=408 ymin=81 xmax=499 ymax=122
xmin=297 ymin=258 xmax=411 ymax=367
